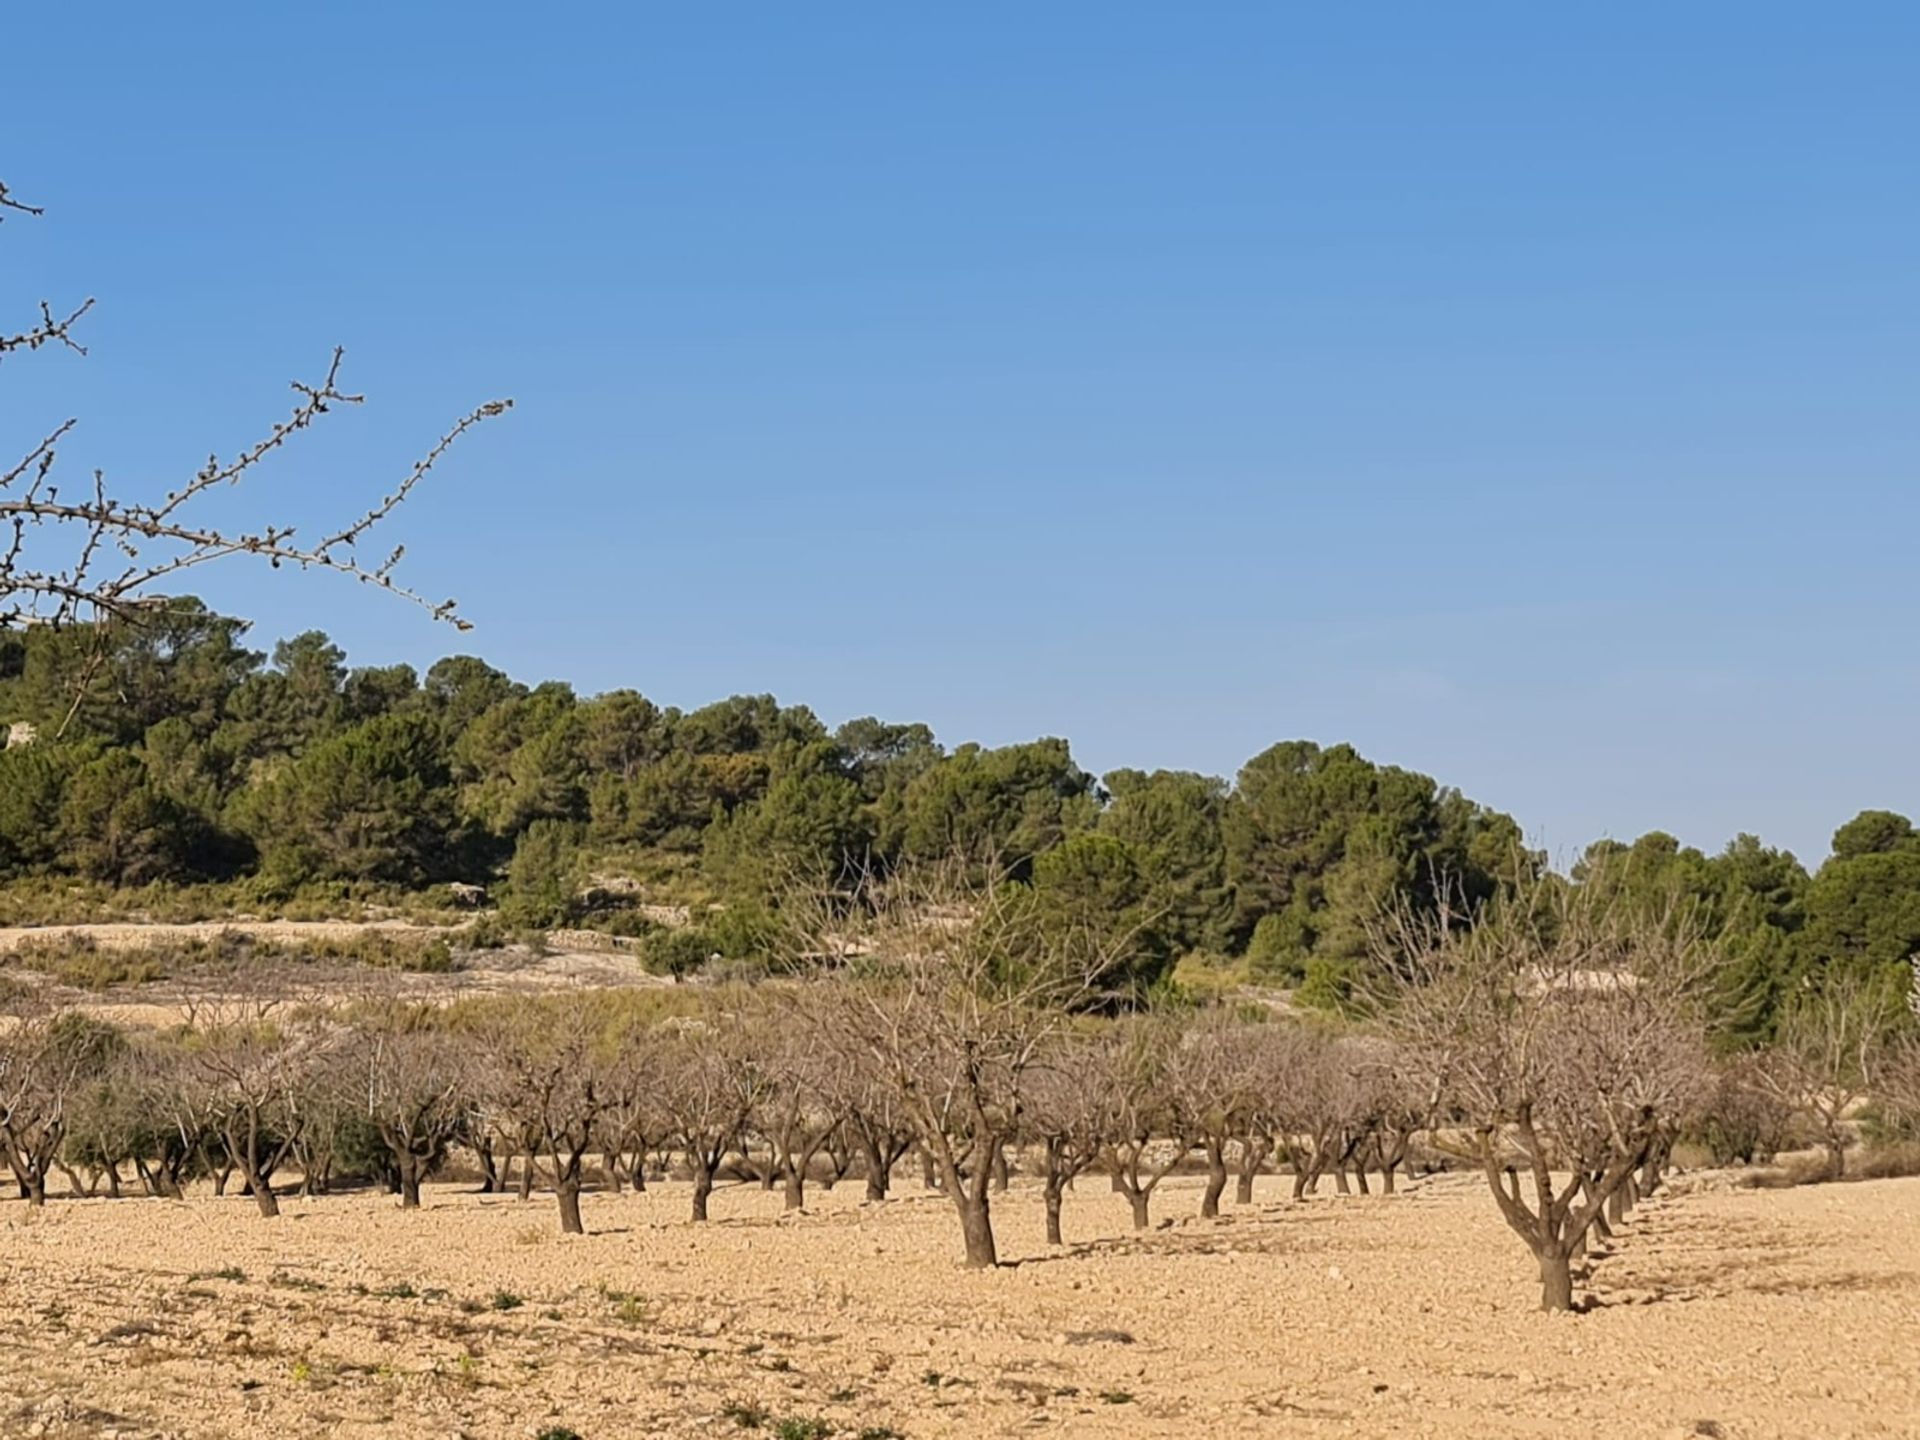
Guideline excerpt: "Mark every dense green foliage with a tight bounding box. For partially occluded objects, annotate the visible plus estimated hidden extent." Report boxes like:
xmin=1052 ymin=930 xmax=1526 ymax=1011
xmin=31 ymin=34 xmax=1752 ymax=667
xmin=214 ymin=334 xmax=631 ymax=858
xmin=2 ymin=600 xmax=1913 ymax=1033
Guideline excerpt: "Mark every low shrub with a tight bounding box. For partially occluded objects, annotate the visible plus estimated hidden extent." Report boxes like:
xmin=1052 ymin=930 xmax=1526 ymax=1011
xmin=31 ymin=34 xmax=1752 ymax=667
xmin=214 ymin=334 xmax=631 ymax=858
xmin=2 ymin=925 xmax=463 ymax=989
xmin=9 ymin=933 xmax=170 ymax=989
xmin=0 ymin=875 xmax=468 ymax=927
xmin=642 ymin=926 xmax=719 ymax=979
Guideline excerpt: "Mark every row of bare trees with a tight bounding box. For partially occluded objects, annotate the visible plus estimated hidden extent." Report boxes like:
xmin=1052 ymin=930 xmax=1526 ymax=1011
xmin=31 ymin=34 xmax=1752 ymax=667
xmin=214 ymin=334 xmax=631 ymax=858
xmin=1373 ymin=886 xmax=1920 ymax=1308
xmin=2 ymin=868 xmax=1916 ymax=1315
xmin=0 ymin=989 xmax=1416 ymax=1233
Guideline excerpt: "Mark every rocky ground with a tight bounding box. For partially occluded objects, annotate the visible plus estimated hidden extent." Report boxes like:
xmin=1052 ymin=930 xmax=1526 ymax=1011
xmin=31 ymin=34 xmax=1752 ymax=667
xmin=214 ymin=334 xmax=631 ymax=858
xmin=0 ymin=1168 xmax=1914 ymax=1438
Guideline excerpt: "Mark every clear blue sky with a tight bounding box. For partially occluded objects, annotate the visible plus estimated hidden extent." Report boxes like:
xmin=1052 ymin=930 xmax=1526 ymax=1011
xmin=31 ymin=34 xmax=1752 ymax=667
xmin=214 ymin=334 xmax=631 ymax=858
xmin=8 ymin=4 xmax=1916 ymax=866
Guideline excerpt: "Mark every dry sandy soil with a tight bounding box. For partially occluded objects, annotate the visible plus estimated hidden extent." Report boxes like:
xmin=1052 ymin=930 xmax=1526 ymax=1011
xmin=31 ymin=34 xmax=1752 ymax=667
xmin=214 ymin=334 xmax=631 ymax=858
xmin=0 ymin=1170 xmax=1915 ymax=1440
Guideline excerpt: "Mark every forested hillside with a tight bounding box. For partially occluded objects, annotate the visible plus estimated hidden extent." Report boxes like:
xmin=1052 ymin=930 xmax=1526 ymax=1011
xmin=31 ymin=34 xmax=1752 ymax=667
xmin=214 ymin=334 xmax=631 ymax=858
xmin=3 ymin=599 xmax=1916 ymax=1038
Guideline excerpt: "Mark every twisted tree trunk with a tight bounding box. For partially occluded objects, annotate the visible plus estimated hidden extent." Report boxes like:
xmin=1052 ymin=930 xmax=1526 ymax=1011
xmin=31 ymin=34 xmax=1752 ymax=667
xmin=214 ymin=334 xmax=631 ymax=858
xmin=1200 ymin=1136 xmax=1228 ymax=1219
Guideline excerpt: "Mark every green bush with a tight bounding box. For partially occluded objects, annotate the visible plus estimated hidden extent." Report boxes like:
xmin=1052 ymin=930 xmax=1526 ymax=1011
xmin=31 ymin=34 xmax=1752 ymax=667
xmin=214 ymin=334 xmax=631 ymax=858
xmin=642 ymin=926 xmax=718 ymax=978
xmin=0 ymin=874 xmax=468 ymax=927
xmin=1244 ymin=909 xmax=1309 ymax=982
xmin=1 ymin=925 xmax=463 ymax=990
xmin=1294 ymin=955 xmax=1358 ymax=1013
xmin=8 ymin=934 xmax=170 ymax=989
xmin=464 ymin=913 xmax=512 ymax=949
xmin=501 ymin=820 xmax=584 ymax=929
xmin=589 ymin=908 xmax=661 ymax=940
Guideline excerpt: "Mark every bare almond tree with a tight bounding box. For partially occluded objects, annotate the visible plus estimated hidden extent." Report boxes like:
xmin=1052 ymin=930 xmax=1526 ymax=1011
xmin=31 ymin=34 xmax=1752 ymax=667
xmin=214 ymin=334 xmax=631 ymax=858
xmin=289 ymin=1062 xmax=355 ymax=1197
xmin=57 ymin=1031 xmax=141 ymax=1198
xmin=753 ymin=1010 xmax=845 ymax=1212
xmin=1267 ymin=1028 xmax=1351 ymax=1201
xmin=1692 ymin=1056 xmax=1792 ymax=1166
xmin=0 ymin=999 xmax=121 ymax=1205
xmin=1299 ymin=1035 xmax=1431 ymax=1198
xmin=1879 ymin=1035 xmax=1920 ymax=1140
xmin=829 ymin=1053 xmax=918 ymax=1203
xmin=127 ymin=1035 xmax=215 ymax=1199
xmin=1342 ymin=1038 xmax=1435 ymax=1195
xmin=657 ymin=1010 xmax=765 ymax=1223
xmin=1 ymin=179 xmax=506 ymax=644
xmin=1873 ymin=960 xmax=1920 ymax=1138
xmin=1381 ymin=883 xmax=1715 ymax=1311
xmin=340 ymin=1010 xmax=470 ymax=1209
xmin=1166 ymin=1017 xmax=1270 ymax=1218
xmin=1747 ymin=968 xmax=1900 ymax=1179
xmin=597 ymin=1041 xmax=670 ymax=1194
xmin=190 ymin=992 xmax=323 ymax=1219
xmin=1088 ymin=1014 xmax=1190 ymax=1230
xmin=1020 ymin=1037 xmax=1104 ymax=1244
xmin=786 ymin=858 xmax=1114 ymax=1267
xmin=471 ymin=998 xmax=610 ymax=1234
xmin=1229 ymin=1023 xmax=1314 ymax=1205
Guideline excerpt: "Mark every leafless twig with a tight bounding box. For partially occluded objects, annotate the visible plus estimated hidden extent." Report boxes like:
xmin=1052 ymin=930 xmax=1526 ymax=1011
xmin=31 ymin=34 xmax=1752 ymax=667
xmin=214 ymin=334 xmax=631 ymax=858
xmin=1 ymin=180 xmax=510 ymax=634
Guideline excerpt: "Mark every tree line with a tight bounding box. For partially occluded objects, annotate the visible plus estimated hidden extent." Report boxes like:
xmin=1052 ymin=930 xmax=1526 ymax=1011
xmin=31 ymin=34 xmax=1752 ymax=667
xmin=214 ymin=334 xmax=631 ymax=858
xmin=5 ymin=604 xmax=1919 ymax=1041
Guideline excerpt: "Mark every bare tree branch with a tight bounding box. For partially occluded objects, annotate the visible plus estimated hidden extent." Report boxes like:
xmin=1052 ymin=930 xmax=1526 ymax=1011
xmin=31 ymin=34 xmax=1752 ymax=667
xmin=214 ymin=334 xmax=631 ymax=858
xmin=0 ymin=180 xmax=510 ymax=634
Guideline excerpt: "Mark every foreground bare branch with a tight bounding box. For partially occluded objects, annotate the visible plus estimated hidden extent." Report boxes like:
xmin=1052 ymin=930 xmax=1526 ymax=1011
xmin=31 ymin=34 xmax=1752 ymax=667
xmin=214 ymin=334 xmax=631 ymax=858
xmin=1 ymin=180 xmax=510 ymax=632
